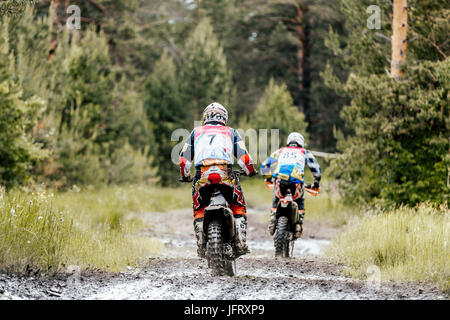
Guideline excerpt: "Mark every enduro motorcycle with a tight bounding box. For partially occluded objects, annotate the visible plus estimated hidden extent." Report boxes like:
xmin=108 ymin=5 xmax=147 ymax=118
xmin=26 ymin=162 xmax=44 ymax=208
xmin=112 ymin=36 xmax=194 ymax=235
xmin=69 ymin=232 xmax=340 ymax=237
xmin=181 ymin=169 xmax=251 ymax=276
xmin=265 ymin=178 xmax=319 ymax=258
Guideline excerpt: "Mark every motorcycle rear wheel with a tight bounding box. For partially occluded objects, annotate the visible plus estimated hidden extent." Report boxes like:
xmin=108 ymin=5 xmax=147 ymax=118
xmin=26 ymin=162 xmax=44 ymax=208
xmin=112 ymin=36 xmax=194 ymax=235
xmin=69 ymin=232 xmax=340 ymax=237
xmin=207 ymin=220 xmax=234 ymax=276
xmin=274 ymin=216 xmax=290 ymax=258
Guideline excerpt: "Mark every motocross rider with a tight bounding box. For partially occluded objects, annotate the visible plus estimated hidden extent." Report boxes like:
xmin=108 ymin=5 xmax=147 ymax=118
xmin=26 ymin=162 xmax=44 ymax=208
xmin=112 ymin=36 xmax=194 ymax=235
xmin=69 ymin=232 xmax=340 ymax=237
xmin=179 ymin=102 xmax=257 ymax=258
xmin=260 ymin=132 xmax=321 ymax=239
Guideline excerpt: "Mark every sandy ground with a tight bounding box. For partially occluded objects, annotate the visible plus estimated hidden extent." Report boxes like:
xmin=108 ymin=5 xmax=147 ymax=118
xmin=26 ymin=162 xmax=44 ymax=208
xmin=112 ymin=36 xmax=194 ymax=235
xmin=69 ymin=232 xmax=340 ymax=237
xmin=0 ymin=207 xmax=447 ymax=300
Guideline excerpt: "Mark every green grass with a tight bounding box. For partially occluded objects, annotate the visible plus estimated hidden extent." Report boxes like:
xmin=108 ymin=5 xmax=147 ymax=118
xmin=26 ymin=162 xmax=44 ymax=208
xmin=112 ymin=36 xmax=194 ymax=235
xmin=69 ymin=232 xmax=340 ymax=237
xmin=325 ymin=204 xmax=450 ymax=292
xmin=240 ymin=178 xmax=272 ymax=209
xmin=0 ymin=184 xmax=192 ymax=275
xmin=53 ymin=184 xmax=192 ymax=228
xmin=0 ymin=191 xmax=73 ymax=275
xmin=304 ymin=190 xmax=359 ymax=227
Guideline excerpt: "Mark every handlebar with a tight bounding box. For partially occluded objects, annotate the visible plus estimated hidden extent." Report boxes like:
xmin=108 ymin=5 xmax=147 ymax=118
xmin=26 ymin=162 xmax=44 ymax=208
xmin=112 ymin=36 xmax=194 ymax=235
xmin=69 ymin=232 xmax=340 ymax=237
xmin=179 ymin=169 xmax=258 ymax=183
xmin=305 ymin=183 xmax=320 ymax=196
xmin=264 ymin=177 xmax=320 ymax=196
xmin=179 ymin=176 xmax=193 ymax=183
xmin=232 ymin=169 xmax=258 ymax=178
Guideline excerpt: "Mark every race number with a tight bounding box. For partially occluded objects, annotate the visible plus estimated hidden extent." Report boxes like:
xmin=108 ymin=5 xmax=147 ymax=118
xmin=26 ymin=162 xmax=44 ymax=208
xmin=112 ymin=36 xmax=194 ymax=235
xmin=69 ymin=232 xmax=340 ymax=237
xmin=194 ymin=128 xmax=233 ymax=164
xmin=279 ymin=149 xmax=305 ymax=167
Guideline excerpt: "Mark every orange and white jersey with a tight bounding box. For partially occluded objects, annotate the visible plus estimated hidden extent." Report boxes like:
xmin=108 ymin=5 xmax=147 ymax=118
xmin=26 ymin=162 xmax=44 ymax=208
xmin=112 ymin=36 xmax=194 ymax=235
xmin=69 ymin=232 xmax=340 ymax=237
xmin=194 ymin=125 xmax=234 ymax=164
xmin=179 ymin=124 xmax=255 ymax=176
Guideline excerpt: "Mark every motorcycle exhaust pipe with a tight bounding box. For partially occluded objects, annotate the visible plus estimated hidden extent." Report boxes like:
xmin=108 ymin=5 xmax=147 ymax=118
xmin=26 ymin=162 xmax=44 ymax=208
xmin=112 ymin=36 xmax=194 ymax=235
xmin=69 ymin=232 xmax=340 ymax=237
xmin=290 ymin=201 xmax=299 ymax=225
xmin=223 ymin=208 xmax=235 ymax=239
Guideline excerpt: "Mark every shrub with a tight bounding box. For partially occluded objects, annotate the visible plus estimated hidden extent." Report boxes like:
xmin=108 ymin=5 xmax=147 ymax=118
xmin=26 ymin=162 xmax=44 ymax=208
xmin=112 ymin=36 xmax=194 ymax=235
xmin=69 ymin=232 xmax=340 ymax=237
xmin=329 ymin=59 xmax=449 ymax=206
xmin=326 ymin=204 xmax=450 ymax=291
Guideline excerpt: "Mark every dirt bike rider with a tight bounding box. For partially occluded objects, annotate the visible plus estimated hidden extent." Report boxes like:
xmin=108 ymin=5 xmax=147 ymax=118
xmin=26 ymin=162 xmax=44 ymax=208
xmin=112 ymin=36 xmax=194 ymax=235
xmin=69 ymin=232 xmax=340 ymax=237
xmin=179 ymin=102 xmax=257 ymax=259
xmin=260 ymin=132 xmax=321 ymax=239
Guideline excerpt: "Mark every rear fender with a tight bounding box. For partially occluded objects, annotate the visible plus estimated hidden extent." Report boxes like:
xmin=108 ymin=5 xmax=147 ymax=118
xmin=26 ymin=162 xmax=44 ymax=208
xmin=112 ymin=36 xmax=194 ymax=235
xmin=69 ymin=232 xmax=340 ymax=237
xmin=276 ymin=201 xmax=298 ymax=226
xmin=203 ymin=207 xmax=235 ymax=242
xmin=280 ymin=193 xmax=293 ymax=208
xmin=276 ymin=205 xmax=290 ymax=219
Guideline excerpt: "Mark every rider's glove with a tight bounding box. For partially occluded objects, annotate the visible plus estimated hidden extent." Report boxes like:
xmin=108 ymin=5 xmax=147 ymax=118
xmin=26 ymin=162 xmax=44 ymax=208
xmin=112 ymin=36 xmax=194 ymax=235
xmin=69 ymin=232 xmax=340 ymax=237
xmin=179 ymin=176 xmax=193 ymax=183
xmin=248 ymin=169 xmax=258 ymax=177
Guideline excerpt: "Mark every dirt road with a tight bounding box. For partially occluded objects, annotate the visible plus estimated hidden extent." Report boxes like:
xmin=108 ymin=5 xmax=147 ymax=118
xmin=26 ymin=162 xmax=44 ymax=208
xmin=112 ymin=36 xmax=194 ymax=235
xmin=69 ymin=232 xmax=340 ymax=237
xmin=0 ymin=207 xmax=446 ymax=300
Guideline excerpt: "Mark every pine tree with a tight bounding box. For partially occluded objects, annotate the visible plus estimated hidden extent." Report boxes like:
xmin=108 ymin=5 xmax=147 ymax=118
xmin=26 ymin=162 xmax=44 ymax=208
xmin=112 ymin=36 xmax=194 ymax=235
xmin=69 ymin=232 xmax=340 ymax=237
xmin=180 ymin=18 xmax=234 ymax=125
xmin=251 ymin=79 xmax=308 ymax=157
xmin=324 ymin=0 xmax=450 ymax=206
xmin=51 ymin=28 xmax=152 ymax=187
xmin=144 ymin=50 xmax=182 ymax=186
xmin=3 ymin=6 xmax=152 ymax=188
xmin=0 ymin=22 xmax=47 ymax=187
xmin=206 ymin=0 xmax=347 ymax=150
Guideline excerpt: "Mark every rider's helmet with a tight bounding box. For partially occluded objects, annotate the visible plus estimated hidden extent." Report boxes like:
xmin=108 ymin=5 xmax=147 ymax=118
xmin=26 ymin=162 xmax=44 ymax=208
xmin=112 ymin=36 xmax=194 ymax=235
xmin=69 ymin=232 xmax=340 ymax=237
xmin=203 ymin=102 xmax=228 ymax=126
xmin=287 ymin=132 xmax=305 ymax=148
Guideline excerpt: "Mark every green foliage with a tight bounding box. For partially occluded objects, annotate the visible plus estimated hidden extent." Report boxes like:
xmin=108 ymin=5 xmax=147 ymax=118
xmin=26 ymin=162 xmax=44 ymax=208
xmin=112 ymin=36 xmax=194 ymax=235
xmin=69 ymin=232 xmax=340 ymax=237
xmin=0 ymin=190 xmax=72 ymax=274
xmin=60 ymin=29 xmax=115 ymax=138
xmin=327 ymin=0 xmax=392 ymax=77
xmin=107 ymin=142 xmax=152 ymax=185
xmin=325 ymin=0 xmax=449 ymax=76
xmin=197 ymin=0 xmax=347 ymax=149
xmin=144 ymin=50 xmax=182 ymax=186
xmin=0 ymin=80 xmax=46 ymax=187
xmin=2 ymin=1 xmax=448 ymax=204
xmin=250 ymin=79 xmax=308 ymax=150
xmin=0 ymin=8 xmax=153 ymax=189
xmin=329 ymin=57 xmax=449 ymax=207
xmin=180 ymin=18 xmax=235 ymax=123
xmin=0 ymin=19 xmax=47 ymax=187
xmin=324 ymin=0 xmax=449 ymax=207
xmin=407 ymin=0 xmax=450 ymax=62
xmin=144 ymin=18 xmax=236 ymax=185
xmin=43 ymin=28 xmax=151 ymax=188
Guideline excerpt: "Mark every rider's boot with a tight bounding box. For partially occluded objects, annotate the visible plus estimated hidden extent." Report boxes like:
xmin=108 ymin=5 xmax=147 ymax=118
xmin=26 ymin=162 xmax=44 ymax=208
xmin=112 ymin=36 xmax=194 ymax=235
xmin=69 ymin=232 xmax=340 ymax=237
xmin=193 ymin=220 xmax=206 ymax=258
xmin=294 ymin=210 xmax=305 ymax=239
xmin=234 ymin=216 xmax=250 ymax=257
xmin=267 ymin=208 xmax=277 ymax=236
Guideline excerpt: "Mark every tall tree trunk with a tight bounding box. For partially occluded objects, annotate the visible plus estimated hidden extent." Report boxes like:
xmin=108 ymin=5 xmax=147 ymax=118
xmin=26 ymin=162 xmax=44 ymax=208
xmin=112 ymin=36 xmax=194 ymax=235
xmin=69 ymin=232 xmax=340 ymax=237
xmin=48 ymin=0 xmax=69 ymax=61
xmin=303 ymin=15 xmax=311 ymax=124
xmin=296 ymin=1 xmax=304 ymax=111
xmin=50 ymin=0 xmax=69 ymax=27
xmin=391 ymin=0 xmax=408 ymax=81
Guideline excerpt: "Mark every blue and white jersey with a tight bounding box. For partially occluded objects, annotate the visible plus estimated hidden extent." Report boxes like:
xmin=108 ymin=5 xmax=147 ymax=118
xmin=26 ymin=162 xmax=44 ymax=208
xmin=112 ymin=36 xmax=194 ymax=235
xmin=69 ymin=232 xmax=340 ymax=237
xmin=261 ymin=147 xmax=321 ymax=184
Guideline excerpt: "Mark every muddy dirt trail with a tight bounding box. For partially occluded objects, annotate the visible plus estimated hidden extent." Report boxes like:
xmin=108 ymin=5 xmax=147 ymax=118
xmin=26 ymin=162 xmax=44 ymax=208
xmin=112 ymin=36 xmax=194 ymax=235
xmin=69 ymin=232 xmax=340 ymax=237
xmin=0 ymin=207 xmax=446 ymax=300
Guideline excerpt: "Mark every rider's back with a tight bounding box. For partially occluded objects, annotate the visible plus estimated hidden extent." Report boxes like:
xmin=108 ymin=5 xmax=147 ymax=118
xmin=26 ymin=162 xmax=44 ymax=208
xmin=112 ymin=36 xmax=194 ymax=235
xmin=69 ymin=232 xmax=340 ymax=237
xmin=192 ymin=125 xmax=235 ymax=167
xmin=272 ymin=146 xmax=307 ymax=184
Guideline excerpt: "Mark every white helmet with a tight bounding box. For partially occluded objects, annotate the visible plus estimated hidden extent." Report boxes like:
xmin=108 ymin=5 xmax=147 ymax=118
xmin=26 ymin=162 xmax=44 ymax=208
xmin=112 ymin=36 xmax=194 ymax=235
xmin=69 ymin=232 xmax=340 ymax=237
xmin=287 ymin=132 xmax=305 ymax=148
xmin=203 ymin=102 xmax=228 ymax=126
